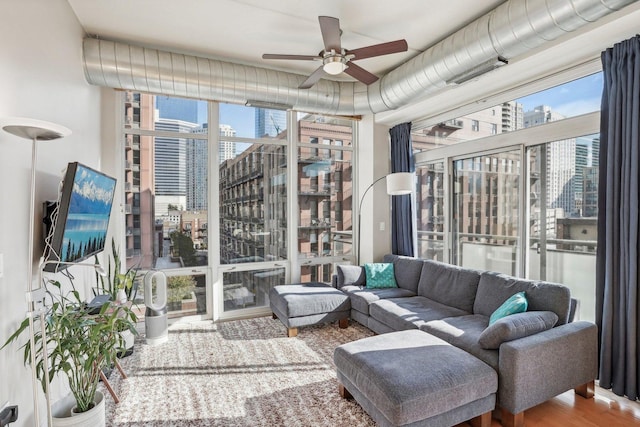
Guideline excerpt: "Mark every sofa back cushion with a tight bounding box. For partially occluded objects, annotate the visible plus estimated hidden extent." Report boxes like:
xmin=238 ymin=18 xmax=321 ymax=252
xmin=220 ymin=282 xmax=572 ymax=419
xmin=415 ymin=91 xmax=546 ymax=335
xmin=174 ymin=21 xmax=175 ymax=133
xmin=335 ymin=265 xmax=366 ymax=288
xmin=473 ymin=271 xmax=572 ymax=325
xmin=382 ymin=254 xmax=424 ymax=293
xmin=417 ymin=260 xmax=482 ymax=313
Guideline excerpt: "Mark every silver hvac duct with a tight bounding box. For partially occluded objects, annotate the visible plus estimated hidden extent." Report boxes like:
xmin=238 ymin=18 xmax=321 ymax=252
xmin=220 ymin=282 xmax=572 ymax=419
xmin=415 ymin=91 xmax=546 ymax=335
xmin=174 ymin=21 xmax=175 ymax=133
xmin=83 ymin=0 xmax=636 ymax=116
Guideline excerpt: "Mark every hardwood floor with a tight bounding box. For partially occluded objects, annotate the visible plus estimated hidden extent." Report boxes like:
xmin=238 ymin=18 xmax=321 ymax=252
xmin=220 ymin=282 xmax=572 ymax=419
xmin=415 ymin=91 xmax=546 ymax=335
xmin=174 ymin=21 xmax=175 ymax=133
xmin=456 ymin=387 xmax=640 ymax=427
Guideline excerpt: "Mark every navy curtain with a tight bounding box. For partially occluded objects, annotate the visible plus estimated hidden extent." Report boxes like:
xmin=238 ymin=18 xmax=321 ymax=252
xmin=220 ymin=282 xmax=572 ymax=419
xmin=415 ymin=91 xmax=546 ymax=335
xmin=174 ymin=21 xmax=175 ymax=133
xmin=389 ymin=122 xmax=414 ymax=257
xmin=596 ymin=35 xmax=640 ymax=401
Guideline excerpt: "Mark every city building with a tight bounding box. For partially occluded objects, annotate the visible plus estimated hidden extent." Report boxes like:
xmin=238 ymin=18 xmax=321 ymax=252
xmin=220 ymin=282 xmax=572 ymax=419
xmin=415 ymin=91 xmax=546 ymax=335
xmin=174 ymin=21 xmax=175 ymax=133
xmin=219 ymin=124 xmax=236 ymax=163
xmin=583 ymin=166 xmax=599 ymax=217
xmin=255 ymin=108 xmax=286 ymax=138
xmin=156 ymin=96 xmax=208 ymax=124
xmin=123 ymin=92 xmax=158 ymax=269
xmin=187 ymin=124 xmax=209 ymax=211
xmin=524 ymin=106 xmax=577 ymax=215
xmin=501 ymin=101 xmax=524 ymax=132
xmin=154 ymin=118 xmax=199 ymax=215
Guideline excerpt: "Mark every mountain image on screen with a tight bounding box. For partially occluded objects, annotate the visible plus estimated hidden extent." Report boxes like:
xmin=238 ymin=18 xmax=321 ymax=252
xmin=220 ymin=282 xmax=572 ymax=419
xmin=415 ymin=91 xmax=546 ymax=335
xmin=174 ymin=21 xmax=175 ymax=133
xmin=61 ymin=164 xmax=116 ymax=263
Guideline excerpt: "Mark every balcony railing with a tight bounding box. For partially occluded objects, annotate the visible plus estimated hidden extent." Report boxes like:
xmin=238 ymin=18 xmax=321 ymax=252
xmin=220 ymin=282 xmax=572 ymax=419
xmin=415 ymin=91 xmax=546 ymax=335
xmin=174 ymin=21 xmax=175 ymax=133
xmin=437 ymin=119 xmax=464 ymax=130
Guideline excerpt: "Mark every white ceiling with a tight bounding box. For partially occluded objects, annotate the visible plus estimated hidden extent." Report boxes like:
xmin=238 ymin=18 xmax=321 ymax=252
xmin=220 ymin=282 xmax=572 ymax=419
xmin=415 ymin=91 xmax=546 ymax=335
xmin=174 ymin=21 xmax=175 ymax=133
xmin=67 ymin=0 xmax=640 ymax=124
xmin=67 ymin=0 xmax=506 ymax=82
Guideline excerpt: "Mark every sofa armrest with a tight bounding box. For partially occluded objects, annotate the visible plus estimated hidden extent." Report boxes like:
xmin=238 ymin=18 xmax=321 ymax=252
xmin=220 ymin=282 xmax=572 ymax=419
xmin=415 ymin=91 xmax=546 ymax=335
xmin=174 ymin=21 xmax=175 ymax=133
xmin=498 ymin=320 xmax=597 ymax=414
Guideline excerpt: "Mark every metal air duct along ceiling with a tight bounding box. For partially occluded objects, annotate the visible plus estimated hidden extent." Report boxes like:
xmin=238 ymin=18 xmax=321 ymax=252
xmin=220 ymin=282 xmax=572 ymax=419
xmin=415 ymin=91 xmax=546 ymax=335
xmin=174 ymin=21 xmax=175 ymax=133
xmin=83 ymin=0 xmax=637 ymax=116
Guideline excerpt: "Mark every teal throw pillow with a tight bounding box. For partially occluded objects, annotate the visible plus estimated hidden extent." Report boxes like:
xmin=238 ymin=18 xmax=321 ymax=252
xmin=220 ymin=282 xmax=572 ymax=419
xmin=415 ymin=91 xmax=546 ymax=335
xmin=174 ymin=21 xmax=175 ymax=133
xmin=489 ymin=291 xmax=528 ymax=325
xmin=364 ymin=263 xmax=397 ymax=289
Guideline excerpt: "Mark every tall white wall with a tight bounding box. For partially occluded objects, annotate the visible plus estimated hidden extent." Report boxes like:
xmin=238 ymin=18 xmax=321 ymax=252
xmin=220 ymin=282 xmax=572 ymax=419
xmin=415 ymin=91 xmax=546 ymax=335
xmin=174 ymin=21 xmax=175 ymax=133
xmin=358 ymin=116 xmax=392 ymax=263
xmin=0 ymin=1 xmax=103 ymax=425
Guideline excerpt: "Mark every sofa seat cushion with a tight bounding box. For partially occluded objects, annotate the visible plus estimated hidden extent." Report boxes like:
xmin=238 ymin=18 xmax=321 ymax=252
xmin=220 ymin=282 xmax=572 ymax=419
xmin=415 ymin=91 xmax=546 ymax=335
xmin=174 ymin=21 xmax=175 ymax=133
xmin=421 ymin=314 xmax=499 ymax=370
xmin=369 ymin=296 xmax=469 ymax=331
xmin=341 ymin=285 xmax=415 ymax=315
xmin=417 ymin=260 xmax=482 ymax=313
xmin=474 ymin=271 xmax=571 ymax=325
xmin=269 ymin=282 xmax=350 ymax=318
xmin=334 ymin=330 xmax=498 ymax=427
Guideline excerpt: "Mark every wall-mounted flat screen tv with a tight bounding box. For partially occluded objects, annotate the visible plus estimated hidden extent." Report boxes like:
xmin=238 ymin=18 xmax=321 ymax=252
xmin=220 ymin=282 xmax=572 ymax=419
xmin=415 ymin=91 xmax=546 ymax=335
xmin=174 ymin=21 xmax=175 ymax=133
xmin=43 ymin=162 xmax=116 ymax=272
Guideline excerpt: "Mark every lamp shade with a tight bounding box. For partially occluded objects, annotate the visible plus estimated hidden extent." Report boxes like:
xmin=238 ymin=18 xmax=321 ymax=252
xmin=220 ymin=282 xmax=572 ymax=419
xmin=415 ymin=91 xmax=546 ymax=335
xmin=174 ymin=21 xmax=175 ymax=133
xmin=386 ymin=172 xmax=414 ymax=195
xmin=2 ymin=117 xmax=71 ymax=141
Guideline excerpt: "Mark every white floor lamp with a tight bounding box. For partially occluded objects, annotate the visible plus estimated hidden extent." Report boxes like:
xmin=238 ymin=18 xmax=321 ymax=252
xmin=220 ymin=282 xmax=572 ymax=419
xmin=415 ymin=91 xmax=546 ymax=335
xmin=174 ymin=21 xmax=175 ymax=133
xmin=2 ymin=117 xmax=71 ymax=427
xmin=357 ymin=172 xmax=414 ymax=265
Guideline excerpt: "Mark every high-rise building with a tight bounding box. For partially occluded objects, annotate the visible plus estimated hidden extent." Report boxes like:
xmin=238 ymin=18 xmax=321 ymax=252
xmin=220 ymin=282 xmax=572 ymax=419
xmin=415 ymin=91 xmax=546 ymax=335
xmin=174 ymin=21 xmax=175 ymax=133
xmin=219 ymin=124 xmax=236 ymax=163
xmin=525 ymin=105 xmax=576 ymax=215
xmin=154 ymin=119 xmax=199 ymax=215
xmin=255 ymin=108 xmax=286 ymax=137
xmin=592 ymin=138 xmax=600 ymax=168
xmin=124 ymin=92 xmax=158 ymax=270
xmin=574 ymin=139 xmax=589 ymax=215
xmin=502 ymin=101 xmax=524 ymax=132
xmin=187 ymin=124 xmax=209 ymax=211
xmin=524 ymin=104 xmax=565 ymax=127
xmin=156 ymin=96 xmax=208 ymax=125
xmin=583 ymin=166 xmax=599 ymax=217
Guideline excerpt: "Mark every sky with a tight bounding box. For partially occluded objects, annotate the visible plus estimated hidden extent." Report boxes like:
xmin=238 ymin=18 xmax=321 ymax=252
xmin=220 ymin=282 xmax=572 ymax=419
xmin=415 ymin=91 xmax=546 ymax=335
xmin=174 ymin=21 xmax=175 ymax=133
xmin=162 ymin=71 xmax=604 ymax=140
xmin=219 ymin=103 xmax=255 ymax=138
xmin=516 ymin=72 xmax=603 ymax=118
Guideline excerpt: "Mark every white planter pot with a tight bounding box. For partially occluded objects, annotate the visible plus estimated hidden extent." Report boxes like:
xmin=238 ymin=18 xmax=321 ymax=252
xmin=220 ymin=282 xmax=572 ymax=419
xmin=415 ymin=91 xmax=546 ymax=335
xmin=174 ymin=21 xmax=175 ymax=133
xmin=52 ymin=390 xmax=105 ymax=427
xmin=120 ymin=329 xmax=135 ymax=354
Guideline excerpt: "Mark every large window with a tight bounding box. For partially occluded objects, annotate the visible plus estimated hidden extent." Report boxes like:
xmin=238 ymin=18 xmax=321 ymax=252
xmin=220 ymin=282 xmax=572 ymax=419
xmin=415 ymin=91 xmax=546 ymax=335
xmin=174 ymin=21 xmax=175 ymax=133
xmin=526 ymin=135 xmax=599 ymax=321
xmin=217 ymin=104 xmax=289 ymax=315
xmin=452 ymin=150 xmax=521 ymax=276
xmin=123 ymin=93 xmax=208 ymax=318
xmin=416 ymin=162 xmax=445 ymax=261
xmin=414 ymin=72 xmax=602 ymax=322
xmin=219 ymin=142 xmax=287 ymax=264
xmin=124 ymin=97 xmax=349 ymax=320
xmin=296 ymin=114 xmax=355 ymax=282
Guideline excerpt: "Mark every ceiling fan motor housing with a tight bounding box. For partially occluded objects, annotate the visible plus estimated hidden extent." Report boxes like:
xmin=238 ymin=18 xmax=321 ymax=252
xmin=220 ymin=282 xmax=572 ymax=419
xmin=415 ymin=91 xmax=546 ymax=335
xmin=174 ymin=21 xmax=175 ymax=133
xmin=322 ymin=50 xmax=348 ymax=75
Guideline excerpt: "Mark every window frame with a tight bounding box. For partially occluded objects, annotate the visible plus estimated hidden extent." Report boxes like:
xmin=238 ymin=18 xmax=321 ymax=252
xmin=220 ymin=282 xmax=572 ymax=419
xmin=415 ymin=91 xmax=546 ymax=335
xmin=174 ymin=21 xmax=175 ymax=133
xmin=117 ymin=97 xmax=358 ymax=322
xmin=415 ymin=110 xmax=599 ymax=272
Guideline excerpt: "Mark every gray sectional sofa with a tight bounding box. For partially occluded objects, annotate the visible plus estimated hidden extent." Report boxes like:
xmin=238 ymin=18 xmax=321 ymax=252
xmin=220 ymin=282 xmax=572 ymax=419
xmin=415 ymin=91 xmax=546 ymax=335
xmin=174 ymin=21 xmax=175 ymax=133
xmin=333 ymin=254 xmax=598 ymax=426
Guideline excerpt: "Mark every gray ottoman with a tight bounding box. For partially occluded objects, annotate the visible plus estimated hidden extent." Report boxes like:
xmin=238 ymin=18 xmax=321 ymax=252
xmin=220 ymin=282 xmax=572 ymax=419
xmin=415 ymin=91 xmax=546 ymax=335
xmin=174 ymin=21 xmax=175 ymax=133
xmin=269 ymin=282 xmax=351 ymax=337
xmin=334 ymin=330 xmax=497 ymax=427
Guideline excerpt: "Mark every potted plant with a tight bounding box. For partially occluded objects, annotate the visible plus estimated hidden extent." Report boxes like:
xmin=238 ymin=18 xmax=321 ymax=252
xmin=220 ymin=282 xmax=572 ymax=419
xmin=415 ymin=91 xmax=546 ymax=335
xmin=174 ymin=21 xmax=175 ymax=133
xmin=94 ymin=240 xmax=139 ymax=355
xmin=2 ymin=278 xmax=137 ymax=426
xmin=95 ymin=239 xmax=138 ymax=304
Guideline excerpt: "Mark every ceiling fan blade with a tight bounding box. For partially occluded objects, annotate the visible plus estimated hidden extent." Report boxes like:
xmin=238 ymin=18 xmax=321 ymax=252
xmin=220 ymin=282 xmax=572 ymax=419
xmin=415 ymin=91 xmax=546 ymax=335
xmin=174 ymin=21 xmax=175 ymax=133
xmin=262 ymin=54 xmax=319 ymax=61
xmin=344 ymin=62 xmax=379 ymax=85
xmin=347 ymin=39 xmax=409 ymax=61
xmin=299 ymin=66 xmax=326 ymax=89
xmin=319 ymin=16 xmax=341 ymax=52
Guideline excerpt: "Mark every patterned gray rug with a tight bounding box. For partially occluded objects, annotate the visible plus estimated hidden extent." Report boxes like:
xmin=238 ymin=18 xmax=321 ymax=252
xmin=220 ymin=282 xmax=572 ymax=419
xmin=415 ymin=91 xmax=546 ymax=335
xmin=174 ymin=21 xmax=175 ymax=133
xmin=102 ymin=316 xmax=376 ymax=426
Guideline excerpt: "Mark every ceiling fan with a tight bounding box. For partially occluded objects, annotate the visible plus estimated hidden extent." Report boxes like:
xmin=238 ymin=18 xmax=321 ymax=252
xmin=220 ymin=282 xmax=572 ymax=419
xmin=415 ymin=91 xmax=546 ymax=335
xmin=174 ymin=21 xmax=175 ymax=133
xmin=262 ymin=16 xmax=408 ymax=89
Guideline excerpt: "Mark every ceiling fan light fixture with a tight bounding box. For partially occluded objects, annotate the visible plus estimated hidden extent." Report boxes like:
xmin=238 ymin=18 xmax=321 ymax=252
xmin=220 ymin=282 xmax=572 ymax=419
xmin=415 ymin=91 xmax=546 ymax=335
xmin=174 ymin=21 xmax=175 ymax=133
xmin=322 ymin=55 xmax=347 ymax=75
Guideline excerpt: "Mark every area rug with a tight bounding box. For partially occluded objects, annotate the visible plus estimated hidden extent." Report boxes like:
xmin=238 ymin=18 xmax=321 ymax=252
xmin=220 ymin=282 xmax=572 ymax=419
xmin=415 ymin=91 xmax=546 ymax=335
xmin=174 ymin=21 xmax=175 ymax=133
xmin=101 ymin=316 xmax=376 ymax=426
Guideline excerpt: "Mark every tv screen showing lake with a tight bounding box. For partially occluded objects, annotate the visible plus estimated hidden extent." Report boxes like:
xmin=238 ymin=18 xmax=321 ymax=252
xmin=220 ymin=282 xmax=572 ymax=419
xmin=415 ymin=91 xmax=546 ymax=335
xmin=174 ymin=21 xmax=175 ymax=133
xmin=62 ymin=214 xmax=111 ymax=262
